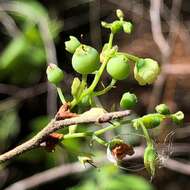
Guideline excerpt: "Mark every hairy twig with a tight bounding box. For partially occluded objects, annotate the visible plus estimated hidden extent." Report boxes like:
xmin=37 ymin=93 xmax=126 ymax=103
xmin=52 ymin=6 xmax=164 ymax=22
xmin=0 ymin=110 xmax=130 ymax=163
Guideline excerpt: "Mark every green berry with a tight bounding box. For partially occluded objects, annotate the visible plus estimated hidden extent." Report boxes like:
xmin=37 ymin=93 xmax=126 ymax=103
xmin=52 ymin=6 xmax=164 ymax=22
xmin=134 ymin=58 xmax=160 ymax=85
xmin=72 ymin=45 xmax=100 ymax=74
xmin=65 ymin=36 xmax=81 ymax=54
xmin=109 ymin=138 xmax=124 ymax=150
xmin=116 ymin=9 xmax=124 ymax=19
xmin=144 ymin=144 xmax=157 ymax=177
xmin=120 ymin=92 xmax=137 ymax=109
xmin=106 ymin=54 xmax=130 ymax=80
xmin=71 ymin=77 xmax=81 ymax=98
xmin=172 ymin=111 xmax=184 ymax=124
xmin=140 ymin=114 xmax=164 ymax=129
xmin=155 ymin=104 xmax=170 ymax=115
xmin=101 ymin=21 xmax=111 ymax=29
xmin=123 ymin=21 xmax=133 ymax=34
xmin=46 ymin=64 xmax=64 ymax=85
xmin=132 ymin=113 xmax=165 ymax=129
xmin=111 ymin=21 xmax=123 ymax=34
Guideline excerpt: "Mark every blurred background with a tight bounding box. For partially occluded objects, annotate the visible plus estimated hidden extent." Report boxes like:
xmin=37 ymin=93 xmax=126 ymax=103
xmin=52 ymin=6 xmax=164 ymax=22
xmin=0 ymin=0 xmax=190 ymax=189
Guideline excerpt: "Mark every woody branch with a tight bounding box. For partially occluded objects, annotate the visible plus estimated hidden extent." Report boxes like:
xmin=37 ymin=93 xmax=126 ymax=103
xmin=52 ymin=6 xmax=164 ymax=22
xmin=0 ymin=109 xmax=130 ymax=163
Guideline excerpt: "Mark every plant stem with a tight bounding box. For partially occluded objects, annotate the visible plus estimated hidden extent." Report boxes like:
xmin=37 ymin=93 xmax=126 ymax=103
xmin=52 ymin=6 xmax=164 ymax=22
xmin=68 ymin=125 xmax=77 ymax=134
xmin=93 ymin=79 xmax=117 ymax=96
xmin=62 ymin=123 xmax=120 ymax=140
xmin=140 ymin=122 xmax=152 ymax=145
xmin=108 ymin=32 xmax=114 ymax=49
xmin=94 ymin=121 xmax=121 ymax=136
xmin=57 ymin=87 xmax=66 ymax=104
xmin=78 ymin=74 xmax=87 ymax=97
xmin=118 ymin=52 xmax=140 ymax=62
xmin=70 ymin=32 xmax=115 ymax=109
xmin=64 ymin=132 xmax=92 ymax=139
xmin=70 ymin=58 xmax=108 ymax=108
xmin=93 ymin=135 xmax=108 ymax=146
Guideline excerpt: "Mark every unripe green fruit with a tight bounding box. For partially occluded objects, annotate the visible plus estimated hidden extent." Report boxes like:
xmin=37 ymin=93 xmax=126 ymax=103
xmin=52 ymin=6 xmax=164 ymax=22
xmin=123 ymin=21 xmax=133 ymax=34
xmin=81 ymin=95 xmax=91 ymax=106
xmin=106 ymin=54 xmax=130 ymax=80
xmin=134 ymin=58 xmax=160 ymax=85
xmin=65 ymin=36 xmax=81 ymax=54
xmin=71 ymin=77 xmax=81 ymax=97
xmin=155 ymin=104 xmax=170 ymax=115
xmin=111 ymin=21 xmax=123 ymax=34
xmin=144 ymin=144 xmax=157 ymax=177
xmin=46 ymin=64 xmax=64 ymax=85
xmin=172 ymin=111 xmax=184 ymax=124
xmin=72 ymin=45 xmax=100 ymax=74
xmin=140 ymin=114 xmax=163 ymax=129
xmin=116 ymin=9 xmax=124 ymax=19
xmin=120 ymin=92 xmax=137 ymax=109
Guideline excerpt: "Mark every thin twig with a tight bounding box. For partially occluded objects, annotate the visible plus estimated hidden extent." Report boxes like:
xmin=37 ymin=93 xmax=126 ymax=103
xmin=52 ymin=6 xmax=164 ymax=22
xmin=0 ymin=82 xmax=47 ymax=112
xmin=163 ymin=158 xmax=190 ymax=175
xmin=0 ymin=110 xmax=130 ymax=163
xmin=4 ymin=162 xmax=91 ymax=190
xmin=4 ymin=146 xmax=143 ymax=190
xmin=149 ymin=0 xmax=170 ymax=57
xmin=0 ymin=6 xmax=21 ymax=37
xmin=148 ymin=0 xmax=182 ymax=112
xmin=38 ymin=16 xmax=58 ymax=117
xmin=5 ymin=145 xmax=190 ymax=190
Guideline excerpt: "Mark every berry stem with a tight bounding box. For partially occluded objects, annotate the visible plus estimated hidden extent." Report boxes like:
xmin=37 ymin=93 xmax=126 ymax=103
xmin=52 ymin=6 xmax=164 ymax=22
xmin=63 ymin=132 xmax=92 ymax=139
xmin=139 ymin=121 xmax=152 ymax=145
xmin=93 ymin=79 xmax=117 ymax=96
xmin=77 ymin=74 xmax=87 ymax=98
xmin=62 ymin=120 xmax=132 ymax=143
xmin=93 ymin=135 xmax=108 ymax=146
xmin=108 ymin=32 xmax=114 ymax=49
xmin=94 ymin=121 xmax=121 ymax=136
xmin=118 ymin=52 xmax=140 ymax=62
xmin=70 ymin=32 xmax=115 ymax=109
xmin=70 ymin=56 xmax=109 ymax=108
xmin=57 ymin=87 xmax=66 ymax=104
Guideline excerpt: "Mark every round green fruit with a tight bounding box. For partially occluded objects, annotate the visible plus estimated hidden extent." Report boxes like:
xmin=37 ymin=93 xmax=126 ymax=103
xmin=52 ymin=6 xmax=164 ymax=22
xmin=123 ymin=21 xmax=133 ymax=34
xmin=46 ymin=64 xmax=64 ymax=85
xmin=65 ymin=36 xmax=81 ymax=54
xmin=72 ymin=45 xmax=100 ymax=74
xmin=134 ymin=58 xmax=160 ymax=85
xmin=111 ymin=20 xmax=123 ymax=34
xmin=106 ymin=54 xmax=130 ymax=80
xmin=155 ymin=104 xmax=170 ymax=115
xmin=120 ymin=92 xmax=137 ymax=109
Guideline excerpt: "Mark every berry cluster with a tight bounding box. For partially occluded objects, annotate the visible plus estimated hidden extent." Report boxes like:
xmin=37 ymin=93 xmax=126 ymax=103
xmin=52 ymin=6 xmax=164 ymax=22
xmin=46 ymin=9 xmax=184 ymax=179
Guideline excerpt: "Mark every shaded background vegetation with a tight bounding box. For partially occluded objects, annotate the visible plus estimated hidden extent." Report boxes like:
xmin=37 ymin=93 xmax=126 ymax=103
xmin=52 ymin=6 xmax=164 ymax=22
xmin=0 ymin=0 xmax=190 ymax=189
